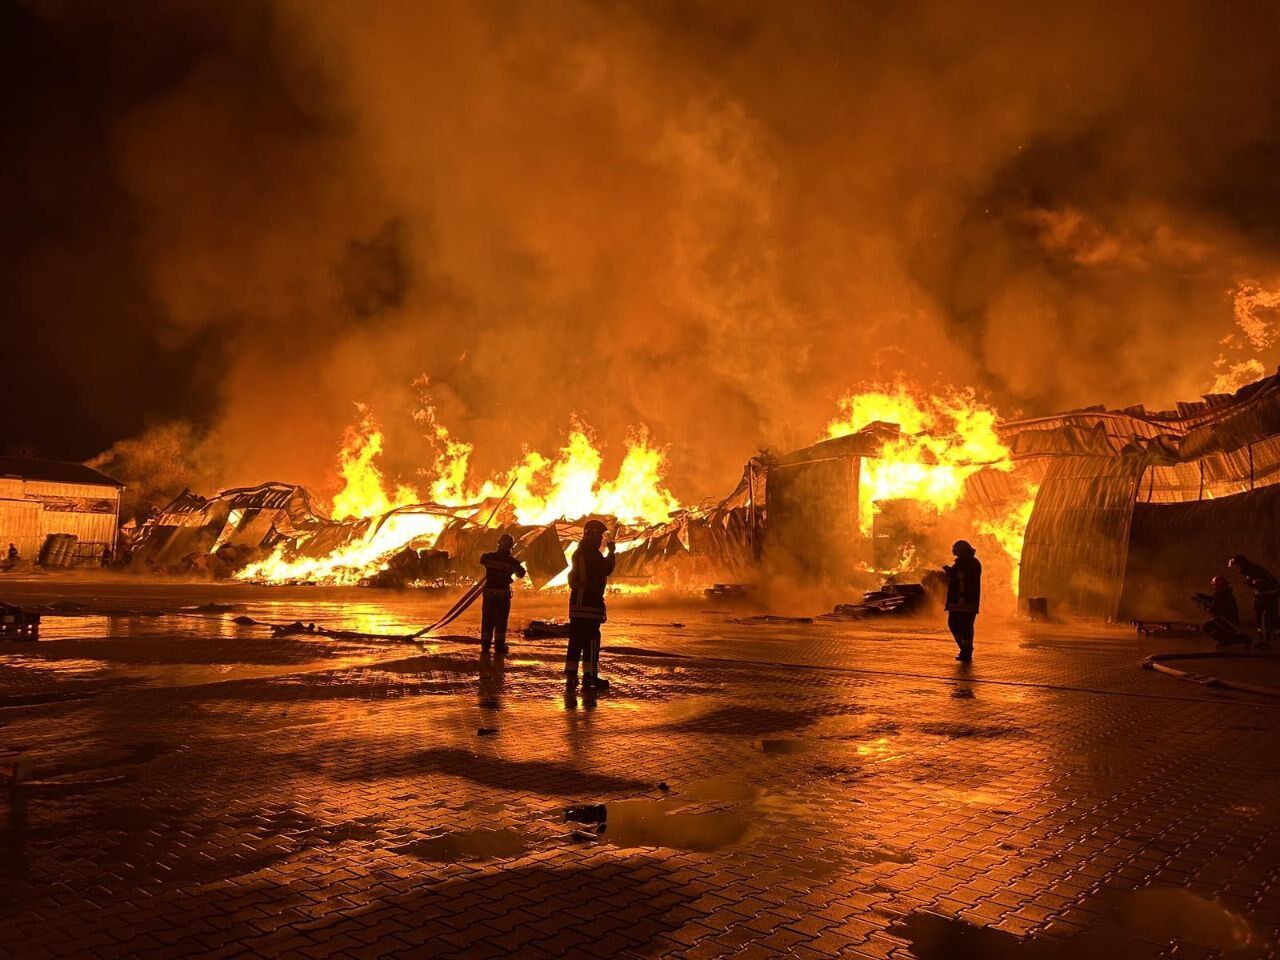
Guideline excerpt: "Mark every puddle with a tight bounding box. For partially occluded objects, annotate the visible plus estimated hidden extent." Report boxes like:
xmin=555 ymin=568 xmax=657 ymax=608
xmin=1120 ymin=887 xmax=1253 ymax=950
xmin=919 ymin=723 xmax=1023 ymax=739
xmin=682 ymin=774 xmax=763 ymax=803
xmin=600 ymin=799 xmax=754 ymax=852
xmin=392 ymin=828 xmax=526 ymax=862
xmin=752 ymin=738 xmax=817 ymax=754
xmin=893 ymin=910 xmax=1062 ymax=958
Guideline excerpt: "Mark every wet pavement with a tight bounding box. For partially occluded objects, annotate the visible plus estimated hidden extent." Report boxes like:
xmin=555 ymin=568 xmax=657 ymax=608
xmin=1 ymin=574 xmax=1279 ymax=958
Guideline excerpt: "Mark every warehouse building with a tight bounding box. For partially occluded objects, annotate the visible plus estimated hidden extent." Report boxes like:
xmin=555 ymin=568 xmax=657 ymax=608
xmin=0 ymin=458 xmax=124 ymax=566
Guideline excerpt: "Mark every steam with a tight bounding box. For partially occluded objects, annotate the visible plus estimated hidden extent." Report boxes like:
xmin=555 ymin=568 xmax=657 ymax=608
xmin=12 ymin=0 xmax=1280 ymax=507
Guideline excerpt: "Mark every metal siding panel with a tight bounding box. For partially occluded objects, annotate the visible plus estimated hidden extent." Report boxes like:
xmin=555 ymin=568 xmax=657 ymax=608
xmin=1019 ymin=457 xmax=1143 ymax=619
xmin=1120 ymin=485 xmax=1280 ymax=621
xmin=765 ymin=456 xmax=869 ymax=580
xmin=0 ymin=500 xmax=43 ymax=557
xmin=22 ymin=480 xmax=121 ymax=501
xmin=37 ymin=511 xmax=117 ymax=544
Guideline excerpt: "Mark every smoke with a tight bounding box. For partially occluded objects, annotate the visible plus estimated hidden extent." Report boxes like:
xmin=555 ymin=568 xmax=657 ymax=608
xmin=8 ymin=0 xmax=1280 ymax=507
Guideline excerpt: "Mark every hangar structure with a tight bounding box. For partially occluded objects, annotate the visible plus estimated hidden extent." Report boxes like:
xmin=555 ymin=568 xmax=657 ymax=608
xmin=0 ymin=457 xmax=124 ymax=565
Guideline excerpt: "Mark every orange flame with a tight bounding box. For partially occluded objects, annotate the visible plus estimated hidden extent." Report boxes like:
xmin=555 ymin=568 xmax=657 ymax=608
xmin=826 ymin=382 xmax=1036 ymax=592
xmin=826 ymin=383 xmax=1011 ymax=534
xmin=330 ymin=405 xmax=421 ymax=520
xmin=237 ymin=402 xmax=680 ymax=585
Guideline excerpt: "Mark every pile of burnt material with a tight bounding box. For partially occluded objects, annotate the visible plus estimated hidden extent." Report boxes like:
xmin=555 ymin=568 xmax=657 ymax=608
xmin=704 ymin=583 xmax=755 ymax=601
xmin=362 ymin=547 xmax=451 ymax=589
xmin=827 ymin=582 xmax=930 ymax=618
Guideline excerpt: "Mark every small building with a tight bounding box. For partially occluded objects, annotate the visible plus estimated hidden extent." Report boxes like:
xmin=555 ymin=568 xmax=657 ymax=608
xmin=0 ymin=457 xmax=124 ymax=564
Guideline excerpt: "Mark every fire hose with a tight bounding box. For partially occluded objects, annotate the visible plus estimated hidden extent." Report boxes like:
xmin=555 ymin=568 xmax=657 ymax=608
xmin=412 ymin=475 xmax=521 ymax=639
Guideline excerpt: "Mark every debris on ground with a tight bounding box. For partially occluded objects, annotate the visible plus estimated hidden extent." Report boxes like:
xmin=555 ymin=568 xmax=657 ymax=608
xmin=823 ymin=582 xmax=929 ymax=619
xmin=704 ymin=583 xmax=754 ymax=600
xmin=1026 ymin=596 xmax=1050 ymax=621
xmin=476 ymin=728 xmax=498 ymax=737
xmin=564 ymin=804 xmax=607 ymax=824
xmin=731 ymin=614 xmax=814 ymax=624
xmin=360 ymin=546 xmax=450 ymax=589
xmin=1131 ymin=620 xmax=1203 ymax=638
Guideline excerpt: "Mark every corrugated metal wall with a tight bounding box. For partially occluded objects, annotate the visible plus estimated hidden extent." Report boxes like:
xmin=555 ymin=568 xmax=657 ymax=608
xmin=1120 ymin=485 xmax=1280 ymax=621
xmin=1019 ymin=456 xmax=1144 ymax=619
xmin=0 ymin=479 xmax=119 ymax=559
xmin=765 ymin=456 xmax=868 ymax=581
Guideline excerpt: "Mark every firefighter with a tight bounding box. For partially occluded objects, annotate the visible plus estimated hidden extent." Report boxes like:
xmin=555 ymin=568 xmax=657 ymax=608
xmin=1229 ymin=554 xmax=1279 ymax=648
xmin=1192 ymin=575 xmax=1249 ymax=647
xmin=478 ymin=533 xmax=525 ymax=654
xmin=943 ymin=539 xmax=981 ymax=662
xmin=566 ymin=519 xmax=616 ymax=691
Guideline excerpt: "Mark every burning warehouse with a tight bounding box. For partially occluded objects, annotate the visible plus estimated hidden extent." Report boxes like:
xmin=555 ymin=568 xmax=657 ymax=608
xmin=11 ymin=3 xmax=1280 ymax=956
xmin=117 ymin=371 xmax=1280 ymax=634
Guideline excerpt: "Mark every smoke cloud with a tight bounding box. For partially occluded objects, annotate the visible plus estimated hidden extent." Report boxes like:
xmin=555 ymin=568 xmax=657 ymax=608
xmin=7 ymin=0 xmax=1280 ymax=509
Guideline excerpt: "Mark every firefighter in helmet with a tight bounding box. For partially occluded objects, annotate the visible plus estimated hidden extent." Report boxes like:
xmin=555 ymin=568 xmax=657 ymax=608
xmin=478 ymin=533 xmax=525 ymax=654
xmin=567 ymin=519 xmax=616 ymax=691
xmin=943 ymin=539 xmax=982 ymax=662
xmin=1229 ymin=554 xmax=1279 ymax=648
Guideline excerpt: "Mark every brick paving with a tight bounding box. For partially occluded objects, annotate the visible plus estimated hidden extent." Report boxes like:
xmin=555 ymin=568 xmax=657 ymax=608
xmin=1 ymin=577 xmax=1279 ymax=958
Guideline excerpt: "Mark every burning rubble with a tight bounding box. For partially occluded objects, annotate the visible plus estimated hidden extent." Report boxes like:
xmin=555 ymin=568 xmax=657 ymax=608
xmin=127 ymin=383 xmax=1040 ymax=607
xmin=120 ymin=365 xmax=1280 ymax=627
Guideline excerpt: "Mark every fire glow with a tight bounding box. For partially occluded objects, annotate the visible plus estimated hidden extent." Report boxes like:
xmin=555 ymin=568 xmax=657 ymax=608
xmin=237 ymin=406 xmax=681 ymax=586
xmin=825 ymin=382 xmax=1038 ymax=578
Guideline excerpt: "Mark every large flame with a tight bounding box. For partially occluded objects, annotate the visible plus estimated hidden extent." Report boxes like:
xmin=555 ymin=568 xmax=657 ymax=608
xmin=826 ymin=382 xmax=1036 ymax=590
xmin=826 ymin=383 xmax=1012 ymax=534
xmin=330 ymin=405 xmax=421 ymax=520
xmin=237 ymin=403 xmax=681 ymax=585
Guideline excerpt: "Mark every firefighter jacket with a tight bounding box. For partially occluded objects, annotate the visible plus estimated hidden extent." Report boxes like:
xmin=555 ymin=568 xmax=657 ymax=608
xmin=569 ymin=544 xmax=615 ymax=622
xmin=480 ymin=550 xmax=526 ymax=597
xmin=944 ymin=554 xmax=982 ymax=613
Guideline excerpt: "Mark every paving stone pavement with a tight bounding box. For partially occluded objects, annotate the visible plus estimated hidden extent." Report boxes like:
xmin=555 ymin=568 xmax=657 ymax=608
xmin=1 ymin=577 xmax=1279 ymax=958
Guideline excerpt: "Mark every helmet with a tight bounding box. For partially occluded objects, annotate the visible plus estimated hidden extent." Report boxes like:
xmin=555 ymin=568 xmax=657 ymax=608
xmin=497 ymin=533 xmax=515 ymax=551
xmin=582 ymin=519 xmax=607 ymax=537
xmin=951 ymin=540 xmax=975 ymax=557
xmin=1229 ymin=555 xmax=1247 ymax=567
xmin=1211 ymin=575 xmax=1229 ymax=591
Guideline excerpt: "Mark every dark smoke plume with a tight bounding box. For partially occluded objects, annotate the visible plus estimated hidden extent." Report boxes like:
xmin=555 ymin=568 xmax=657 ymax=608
xmin=6 ymin=0 xmax=1280 ymax=509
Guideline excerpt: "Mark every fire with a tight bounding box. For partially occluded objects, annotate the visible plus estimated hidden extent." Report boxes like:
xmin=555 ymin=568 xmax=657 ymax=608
xmin=414 ymin=407 xmax=678 ymax=528
xmin=237 ymin=510 xmax=454 ymax=586
xmin=826 ymin=383 xmax=1012 ymax=535
xmin=825 ymin=382 xmax=1036 ymax=591
xmin=330 ymin=405 xmax=421 ymax=520
xmin=977 ymin=484 xmax=1039 ymax=593
xmin=237 ymin=403 xmax=681 ymax=585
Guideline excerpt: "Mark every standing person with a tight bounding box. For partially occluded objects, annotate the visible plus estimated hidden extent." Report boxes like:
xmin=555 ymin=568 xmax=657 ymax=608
xmin=478 ymin=534 xmax=525 ymax=655
xmin=1229 ymin=555 xmax=1279 ymax=648
xmin=943 ymin=540 xmax=981 ymax=662
xmin=566 ymin=519 xmax=616 ymax=691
